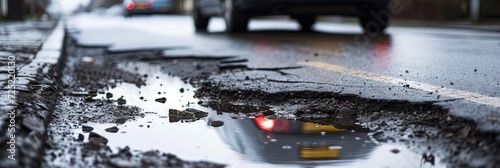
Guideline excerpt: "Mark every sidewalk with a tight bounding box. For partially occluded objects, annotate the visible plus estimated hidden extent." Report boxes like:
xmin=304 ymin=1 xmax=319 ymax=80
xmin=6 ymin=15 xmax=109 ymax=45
xmin=0 ymin=20 xmax=57 ymax=115
xmin=0 ymin=20 xmax=64 ymax=167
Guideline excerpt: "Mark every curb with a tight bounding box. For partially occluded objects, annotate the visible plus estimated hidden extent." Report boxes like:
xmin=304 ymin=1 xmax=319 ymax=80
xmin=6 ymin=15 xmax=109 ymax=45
xmin=20 ymin=21 xmax=65 ymax=76
xmin=0 ymin=20 xmax=65 ymax=167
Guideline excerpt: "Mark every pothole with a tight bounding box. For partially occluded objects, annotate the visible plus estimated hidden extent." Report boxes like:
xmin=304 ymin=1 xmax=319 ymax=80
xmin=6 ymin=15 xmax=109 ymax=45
xmin=196 ymin=81 xmax=500 ymax=167
xmin=51 ymin=60 xmax=445 ymax=167
xmin=46 ymin=39 xmax=498 ymax=167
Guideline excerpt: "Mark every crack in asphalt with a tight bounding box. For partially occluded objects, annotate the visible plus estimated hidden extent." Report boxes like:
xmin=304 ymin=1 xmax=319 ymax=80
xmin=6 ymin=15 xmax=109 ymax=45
xmin=266 ymin=79 xmax=405 ymax=88
xmin=106 ymin=46 xmax=189 ymax=54
xmin=219 ymin=58 xmax=248 ymax=64
xmin=242 ymin=67 xmax=303 ymax=77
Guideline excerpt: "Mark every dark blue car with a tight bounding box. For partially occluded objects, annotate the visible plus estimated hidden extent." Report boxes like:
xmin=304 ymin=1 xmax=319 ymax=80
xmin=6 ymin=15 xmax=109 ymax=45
xmin=123 ymin=0 xmax=174 ymax=16
xmin=193 ymin=0 xmax=391 ymax=33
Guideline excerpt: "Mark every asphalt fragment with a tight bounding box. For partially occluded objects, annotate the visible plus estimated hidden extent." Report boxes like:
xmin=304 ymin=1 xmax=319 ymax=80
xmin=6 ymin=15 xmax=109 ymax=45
xmin=82 ymin=125 xmax=94 ymax=132
xmin=105 ymin=126 xmax=119 ymax=133
xmin=209 ymin=120 xmax=224 ymax=127
xmin=155 ymin=97 xmax=167 ymax=103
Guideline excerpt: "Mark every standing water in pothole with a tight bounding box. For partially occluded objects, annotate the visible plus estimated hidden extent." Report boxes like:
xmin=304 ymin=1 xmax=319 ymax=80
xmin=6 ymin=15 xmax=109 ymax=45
xmin=76 ymin=62 xmax=446 ymax=168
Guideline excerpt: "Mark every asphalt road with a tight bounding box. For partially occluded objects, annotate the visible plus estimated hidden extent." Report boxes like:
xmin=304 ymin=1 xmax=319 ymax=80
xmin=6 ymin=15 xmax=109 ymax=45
xmin=37 ymin=12 xmax=500 ymax=168
xmin=68 ymin=13 xmax=500 ymax=132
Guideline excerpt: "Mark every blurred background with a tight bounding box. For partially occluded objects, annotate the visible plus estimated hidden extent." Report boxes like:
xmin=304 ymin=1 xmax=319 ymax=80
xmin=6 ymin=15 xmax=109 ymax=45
xmin=0 ymin=0 xmax=499 ymax=23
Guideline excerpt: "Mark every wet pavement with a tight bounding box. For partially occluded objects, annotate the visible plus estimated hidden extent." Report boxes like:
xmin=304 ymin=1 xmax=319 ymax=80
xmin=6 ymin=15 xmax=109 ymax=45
xmin=37 ymin=12 xmax=500 ymax=168
xmin=45 ymin=39 xmax=448 ymax=167
xmin=2 ymin=12 xmax=500 ymax=167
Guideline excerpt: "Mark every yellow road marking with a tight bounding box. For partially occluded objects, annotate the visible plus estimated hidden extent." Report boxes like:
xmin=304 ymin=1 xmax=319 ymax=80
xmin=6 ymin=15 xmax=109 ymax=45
xmin=300 ymin=61 xmax=500 ymax=108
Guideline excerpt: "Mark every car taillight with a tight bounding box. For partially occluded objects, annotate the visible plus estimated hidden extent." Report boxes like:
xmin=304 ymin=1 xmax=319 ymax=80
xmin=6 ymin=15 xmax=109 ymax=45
xmin=253 ymin=115 xmax=291 ymax=132
xmin=126 ymin=2 xmax=135 ymax=10
xmin=254 ymin=115 xmax=274 ymax=132
xmin=146 ymin=1 xmax=154 ymax=8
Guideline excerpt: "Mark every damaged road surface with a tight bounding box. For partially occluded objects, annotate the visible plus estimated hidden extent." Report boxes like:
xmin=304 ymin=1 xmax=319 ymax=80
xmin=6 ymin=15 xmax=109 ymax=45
xmin=46 ymin=38 xmax=444 ymax=168
xmin=39 ymin=14 xmax=500 ymax=168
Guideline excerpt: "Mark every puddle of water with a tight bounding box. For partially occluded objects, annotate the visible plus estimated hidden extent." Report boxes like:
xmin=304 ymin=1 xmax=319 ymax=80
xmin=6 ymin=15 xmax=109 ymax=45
xmin=75 ymin=62 xmax=447 ymax=168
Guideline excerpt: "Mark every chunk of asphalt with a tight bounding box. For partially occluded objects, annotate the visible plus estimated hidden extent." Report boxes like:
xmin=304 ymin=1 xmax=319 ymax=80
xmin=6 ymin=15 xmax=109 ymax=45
xmin=155 ymin=97 xmax=167 ymax=103
xmin=82 ymin=125 xmax=94 ymax=132
xmin=185 ymin=108 xmax=208 ymax=118
xmin=210 ymin=120 xmax=224 ymax=127
xmin=197 ymin=100 xmax=210 ymax=107
xmin=88 ymin=132 xmax=109 ymax=145
xmin=169 ymin=109 xmax=195 ymax=122
xmin=106 ymin=92 xmax=113 ymax=99
xmin=117 ymin=97 xmax=126 ymax=105
xmin=105 ymin=126 xmax=119 ymax=133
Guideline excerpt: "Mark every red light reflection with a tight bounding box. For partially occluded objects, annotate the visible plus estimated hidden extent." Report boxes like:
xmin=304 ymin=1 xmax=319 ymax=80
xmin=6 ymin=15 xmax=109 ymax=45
xmin=253 ymin=115 xmax=290 ymax=133
xmin=126 ymin=2 xmax=136 ymax=10
xmin=254 ymin=115 xmax=274 ymax=132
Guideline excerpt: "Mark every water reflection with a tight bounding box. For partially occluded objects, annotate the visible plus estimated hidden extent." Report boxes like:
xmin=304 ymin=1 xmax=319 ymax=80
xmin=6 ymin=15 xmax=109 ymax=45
xmin=210 ymin=114 xmax=375 ymax=166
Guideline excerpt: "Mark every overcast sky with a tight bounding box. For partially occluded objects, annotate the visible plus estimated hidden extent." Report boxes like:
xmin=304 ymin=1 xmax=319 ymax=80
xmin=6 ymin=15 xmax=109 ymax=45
xmin=49 ymin=0 xmax=90 ymax=15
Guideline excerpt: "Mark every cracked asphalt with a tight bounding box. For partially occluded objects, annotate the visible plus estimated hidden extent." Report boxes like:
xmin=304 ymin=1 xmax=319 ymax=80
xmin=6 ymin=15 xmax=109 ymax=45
xmin=50 ymin=13 xmax=500 ymax=167
xmin=2 ymin=12 xmax=500 ymax=168
xmin=68 ymin=13 xmax=500 ymax=131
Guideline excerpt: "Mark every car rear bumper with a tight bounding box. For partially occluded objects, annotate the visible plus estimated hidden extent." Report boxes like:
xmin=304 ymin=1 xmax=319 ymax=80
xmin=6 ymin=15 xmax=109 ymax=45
xmin=234 ymin=0 xmax=391 ymax=16
xmin=125 ymin=7 xmax=173 ymax=15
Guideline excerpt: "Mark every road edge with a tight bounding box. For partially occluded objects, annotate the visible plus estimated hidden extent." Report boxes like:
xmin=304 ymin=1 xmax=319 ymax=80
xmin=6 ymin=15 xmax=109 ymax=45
xmin=5 ymin=20 xmax=66 ymax=167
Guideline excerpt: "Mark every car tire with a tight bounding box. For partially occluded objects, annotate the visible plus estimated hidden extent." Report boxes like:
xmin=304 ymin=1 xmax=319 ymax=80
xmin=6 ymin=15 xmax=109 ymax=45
xmin=296 ymin=16 xmax=316 ymax=32
xmin=193 ymin=0 xmax=209 ymax=31
xmin=359 ymin=7 xmax=391 ymax=34
xmin=224 ymin=0 xmax=249 ymax=33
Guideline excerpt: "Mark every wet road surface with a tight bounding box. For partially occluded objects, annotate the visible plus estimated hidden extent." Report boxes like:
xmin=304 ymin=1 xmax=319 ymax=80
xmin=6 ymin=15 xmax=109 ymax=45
xmin=68 ymin=13 xmax=499 ymax=131
xmin=44 ymin=13 xmax=500 ymax=167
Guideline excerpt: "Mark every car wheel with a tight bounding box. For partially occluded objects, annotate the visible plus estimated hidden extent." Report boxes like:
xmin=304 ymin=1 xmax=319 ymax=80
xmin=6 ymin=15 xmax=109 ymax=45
xmin=224 ymin=0 xmax=249 ymax=33
xmin=296 ymin=16 xmax=316 ymax=31
xmin=359 ymin=7 xmax=391 ymax=34
xmin=193 ymin=0 xmax=209 ymax=31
